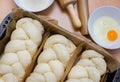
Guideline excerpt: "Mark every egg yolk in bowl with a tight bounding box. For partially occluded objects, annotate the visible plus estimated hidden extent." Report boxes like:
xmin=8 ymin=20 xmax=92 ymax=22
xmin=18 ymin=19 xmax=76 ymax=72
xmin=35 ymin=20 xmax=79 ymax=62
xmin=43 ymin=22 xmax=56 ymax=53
xmin=107 ymin=30 xmax=118 ymax=41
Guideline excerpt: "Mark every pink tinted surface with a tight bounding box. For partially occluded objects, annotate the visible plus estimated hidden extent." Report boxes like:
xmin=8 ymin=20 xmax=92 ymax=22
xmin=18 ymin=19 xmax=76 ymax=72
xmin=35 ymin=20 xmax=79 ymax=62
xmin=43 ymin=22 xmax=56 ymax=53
xmin=0 ymin=0 xmax=120 ymax=62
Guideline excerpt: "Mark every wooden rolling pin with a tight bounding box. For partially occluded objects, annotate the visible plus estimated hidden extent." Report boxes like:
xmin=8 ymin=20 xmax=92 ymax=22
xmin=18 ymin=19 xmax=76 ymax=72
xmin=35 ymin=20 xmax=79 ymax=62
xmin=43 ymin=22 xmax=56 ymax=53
xmin=78 ymin=0 xmax=89 ymax=35
xmin=58 ymin=0 xmax=81 ymax=29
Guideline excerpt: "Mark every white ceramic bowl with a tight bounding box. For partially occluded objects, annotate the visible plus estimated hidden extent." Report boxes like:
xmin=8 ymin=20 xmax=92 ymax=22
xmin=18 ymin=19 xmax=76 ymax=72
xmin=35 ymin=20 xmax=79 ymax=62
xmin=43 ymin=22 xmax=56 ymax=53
xmin=88 ymin=6 xmax=120 ymax=49
xmin=14 ymin=0 xmax=54 ymax=12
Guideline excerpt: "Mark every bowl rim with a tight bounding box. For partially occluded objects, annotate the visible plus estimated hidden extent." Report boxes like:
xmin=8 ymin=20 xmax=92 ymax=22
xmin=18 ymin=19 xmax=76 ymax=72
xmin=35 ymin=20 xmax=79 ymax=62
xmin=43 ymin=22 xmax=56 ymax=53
xmin=88 ymin=6 xmax=120 ymax=49
xmin=14 ymin=0 xmax=54 ymax=12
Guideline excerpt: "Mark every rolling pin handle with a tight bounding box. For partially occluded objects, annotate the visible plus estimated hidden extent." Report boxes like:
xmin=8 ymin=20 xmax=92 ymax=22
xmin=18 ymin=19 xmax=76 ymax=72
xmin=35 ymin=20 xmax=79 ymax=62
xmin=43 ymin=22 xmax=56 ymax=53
xmin=66 ymin=4 xmax=81 ymax=28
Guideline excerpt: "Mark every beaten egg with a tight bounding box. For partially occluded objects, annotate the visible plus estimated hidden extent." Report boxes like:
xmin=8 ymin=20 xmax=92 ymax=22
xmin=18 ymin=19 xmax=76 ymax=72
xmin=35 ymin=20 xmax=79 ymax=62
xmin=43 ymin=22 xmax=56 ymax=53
xmin=93 ymin=16 xmax=120 ymax=44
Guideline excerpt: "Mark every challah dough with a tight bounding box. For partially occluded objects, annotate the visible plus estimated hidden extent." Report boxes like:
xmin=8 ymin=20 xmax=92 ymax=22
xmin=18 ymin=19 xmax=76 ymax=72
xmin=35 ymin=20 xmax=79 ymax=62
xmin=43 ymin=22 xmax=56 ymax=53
xmin=26 ymin=34 xmax=76 ymax=82
xmin=66 ymin=50 xmax=107 ymax=82
xmin=0 ymin=17 xmax=44 ymax=82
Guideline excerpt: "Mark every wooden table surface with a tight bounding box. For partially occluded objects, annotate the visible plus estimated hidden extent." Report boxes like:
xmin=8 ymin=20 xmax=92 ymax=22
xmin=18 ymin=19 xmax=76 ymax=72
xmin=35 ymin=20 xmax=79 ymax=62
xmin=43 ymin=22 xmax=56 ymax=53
xmin=0 ymin=0 xmax=120 ymax=62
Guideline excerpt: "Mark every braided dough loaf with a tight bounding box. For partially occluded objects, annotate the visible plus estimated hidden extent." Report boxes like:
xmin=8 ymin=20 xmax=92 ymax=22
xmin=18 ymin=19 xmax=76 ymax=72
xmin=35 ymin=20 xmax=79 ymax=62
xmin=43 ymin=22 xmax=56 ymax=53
xmin=0 ymin=18 xmax=44 ymax=82
xmin=26 ymin=34 xmax=76 ymax=82
xmin=66 ymin=50 xmax=107 ymax=82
